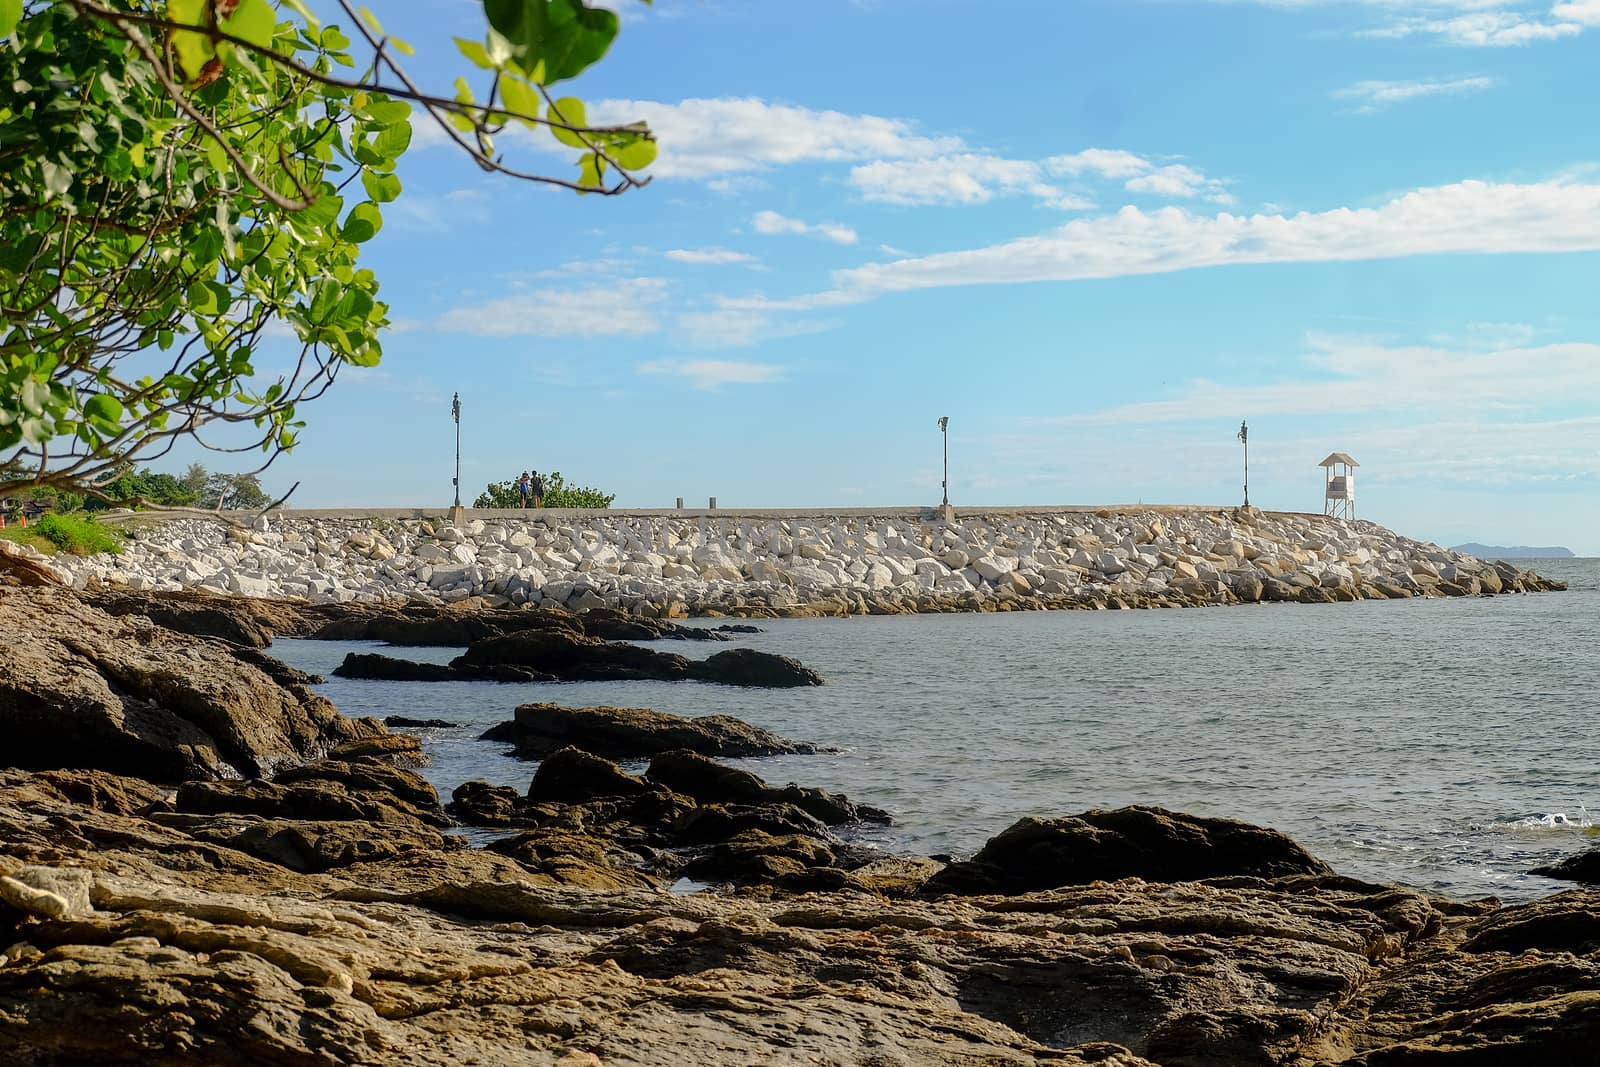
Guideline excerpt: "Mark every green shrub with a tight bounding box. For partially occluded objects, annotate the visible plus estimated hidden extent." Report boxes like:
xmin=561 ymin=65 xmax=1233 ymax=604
xmin=474 ymin=472 xmax=615 ymax=509
xmin=30 ymin=513 xmax=123 ymax=556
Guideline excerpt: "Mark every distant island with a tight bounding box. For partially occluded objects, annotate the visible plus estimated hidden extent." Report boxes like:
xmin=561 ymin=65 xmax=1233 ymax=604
xmin=1453 ymin=543 xmax=1576 ymax=559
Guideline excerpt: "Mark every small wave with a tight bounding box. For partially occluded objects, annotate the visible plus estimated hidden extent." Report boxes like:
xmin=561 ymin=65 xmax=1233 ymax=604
xmin=1482 ymin=805 xmax=1593 ymax=831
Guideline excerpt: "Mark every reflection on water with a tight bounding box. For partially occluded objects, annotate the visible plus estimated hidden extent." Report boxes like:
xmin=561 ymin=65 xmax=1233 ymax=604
xmin=273 ymin=559 xmax=1600 ymax=902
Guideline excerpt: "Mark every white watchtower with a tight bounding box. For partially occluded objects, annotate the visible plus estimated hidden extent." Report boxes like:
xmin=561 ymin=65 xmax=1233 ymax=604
xmin=1319 ymin=452 xmax=1358 ymax=520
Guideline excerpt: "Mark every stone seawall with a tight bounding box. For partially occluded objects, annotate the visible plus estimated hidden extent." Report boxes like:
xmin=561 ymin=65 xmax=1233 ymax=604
xmin=43 ymin=506 xmax=1563 ymax=617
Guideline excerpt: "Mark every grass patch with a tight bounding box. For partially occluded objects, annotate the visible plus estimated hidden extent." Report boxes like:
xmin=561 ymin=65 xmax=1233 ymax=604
xmin=0 ymin=526 xmax=60 ymax=555
xmin=26 ymin=513 xmax=123 ymax=556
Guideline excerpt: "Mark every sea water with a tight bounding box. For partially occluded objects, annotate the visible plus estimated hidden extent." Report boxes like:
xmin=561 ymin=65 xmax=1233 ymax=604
xmin=272 ymin=558 xmax=1600 ymax=902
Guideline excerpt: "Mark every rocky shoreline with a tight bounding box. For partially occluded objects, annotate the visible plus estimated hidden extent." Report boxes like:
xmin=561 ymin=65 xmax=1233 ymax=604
xmin=31 ymin=507 xmax=1566 ymax=617
xmin=4 ymin=566 xmax=1600 ymax=1063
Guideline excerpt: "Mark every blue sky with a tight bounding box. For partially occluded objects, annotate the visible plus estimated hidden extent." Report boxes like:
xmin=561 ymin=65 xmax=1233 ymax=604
xmin=223 ymin=0 xmax=1600 ymax=551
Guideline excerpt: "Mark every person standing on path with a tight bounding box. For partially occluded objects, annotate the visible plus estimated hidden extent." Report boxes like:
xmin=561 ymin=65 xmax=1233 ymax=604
xmin=530 ymin=470 xmax=546 ymax=509
xmin=517 ymin=472 xmax=531 ymax=509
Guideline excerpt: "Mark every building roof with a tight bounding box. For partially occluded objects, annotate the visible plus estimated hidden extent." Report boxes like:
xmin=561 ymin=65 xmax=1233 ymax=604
xmin=1318 ymin=452 xmax=1359 ymax=467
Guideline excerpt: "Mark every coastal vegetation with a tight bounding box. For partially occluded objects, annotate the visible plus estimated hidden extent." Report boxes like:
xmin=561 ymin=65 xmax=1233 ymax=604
xmin=0 ymin=0 xmax=652 ymax=501
xmin=473 ymin=472 xmax=615 ymax=509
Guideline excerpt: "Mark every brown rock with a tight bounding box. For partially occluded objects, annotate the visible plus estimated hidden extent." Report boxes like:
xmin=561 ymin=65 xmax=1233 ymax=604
xmin=924 ymin=805 xmax=1332 ymax=896
xmin=493 ymin=702 xmax=818 ymax=760
xmin=0 ymin=586 xmax=376 ymax=781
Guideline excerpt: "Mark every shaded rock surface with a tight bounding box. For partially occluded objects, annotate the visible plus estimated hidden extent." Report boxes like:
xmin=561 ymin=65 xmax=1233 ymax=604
xmin=646 ymin=749 xmax=890 ymax=825
xmin=3 ymin=760 xmax=1599 ymax=1064
xmin=1531 ymin=848 xmax=1600 ymax=885
xmin=88 ymin=589 xmax=310 ymax=648
xmin=924 ymin=805 xmax=1333 ymax=896
xmin=485 ymin=702 xmax=819 ymax=760
xmin=447 ymin=749 xmax=882 ymax=892
xmin=0 ymin=586 xmax=393 ymax=781
xmin=335 ymin=630 xmax=822 ymax=688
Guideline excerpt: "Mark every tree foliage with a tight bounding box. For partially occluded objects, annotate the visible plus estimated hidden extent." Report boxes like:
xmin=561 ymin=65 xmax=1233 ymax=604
xmin=474 ymin=472 xmax=613 ymax=509
xmin=0 ymin=0 xmax=653 ymax=501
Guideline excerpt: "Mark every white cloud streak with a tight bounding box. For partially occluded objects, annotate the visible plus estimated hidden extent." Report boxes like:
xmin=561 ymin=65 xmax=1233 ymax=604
xmin=436 ymin=278 xmax=668 ymax=337
xmin=816 ymin=178 xmax=1600 ymax=300
xmin=664 ymin=247 xmax=760 ymax=265
xmin=636 ymin=359 xmax=787 ymax=389
xmin=587 ymin=97 xmax=962 ymax=179
xmin=751 ymin=210 xmax=858 ymax=245
xmin=1032 ymin=333 xmax=1600 ymax=426
xmin=1332 ymin=75 xmax=1499 ymax=112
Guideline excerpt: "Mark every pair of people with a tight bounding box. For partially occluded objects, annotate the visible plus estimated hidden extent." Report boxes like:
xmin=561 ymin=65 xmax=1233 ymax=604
xmin=517 ymin=471 xmax=545 ymax=509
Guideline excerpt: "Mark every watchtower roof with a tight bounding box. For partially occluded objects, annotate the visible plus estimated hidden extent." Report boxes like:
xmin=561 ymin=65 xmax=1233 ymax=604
xmin=1318 ymin=452 xmax=1359 ymax=468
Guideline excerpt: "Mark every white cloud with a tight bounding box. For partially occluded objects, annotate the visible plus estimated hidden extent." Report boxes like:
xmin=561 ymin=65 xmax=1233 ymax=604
xmin=1046 ymin=149 xmax=1233 ymax=204
xmin=848 ymin=154 xmax=1087 ymax=208
xmin=1553 ymin=0 xmax=1600 ymax=23
xmin=815 ymin=178 xmax=1600 ymax=300
xmin=751 ymin=210 xmax=858 ymax=245
xmin=1125 ymin=164 xmax=1235 ymax=204
xmin=1363 ymin=10 xmax=1583 ymax=45
xmin=436 ymin=278 xmax=668 ymax=337
xmin=586 ymin=97 xmax=963 ymax=179
xmin=636 ymin=359 xmax=787 ymax=389
xmin=664 ymin=247 xmax=760 ymax=265
xmin=1033 ymin=333 xmax=1600 ymax=426
xmin=1046 ymin=148 xmax=1156 ymax=180
xmin=674 ymin=308 xmax=836 ymax=348
xmin=1196 ymin=1 xmax=1596 ymax=45
xmin=1332 ymin=75 xmax=1499 ymax=112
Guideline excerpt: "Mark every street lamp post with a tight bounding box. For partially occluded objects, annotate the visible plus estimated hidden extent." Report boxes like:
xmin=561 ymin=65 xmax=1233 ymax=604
xmin=938 ymin=416 xmax=949 ymax=506
xmin=1237 ymin=419 xmax=1249 ymax=507
xmin=451 ymin=392 xmax=462 ymax=508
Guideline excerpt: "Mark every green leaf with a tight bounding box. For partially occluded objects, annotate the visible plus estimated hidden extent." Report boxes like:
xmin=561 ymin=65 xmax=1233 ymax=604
xmin=168 ymin=0 xmax=215 ymax=82
xmin=363 ymin=98 xmax=411 ymax=125
xmin=292 ymin=192 xmax=343 ymax=233
xmin=484 ymin=0 xmax=619 ymax=86
xmin=218 ymin=0 xmax=276 ymax=52
xmin=499 ymin=76 xmax=540 ymax=125
xmin=340 ymin=201 xmax=382 ymax=243
xmin=455 ymin=37 xmax=494 ymax=69
xmin=83 ymin=394 xmax=124 ymax=428
xmin=548 ymin=96 xmax=588 ymax=149
xmin=0 ymin=0 xmax=21 ymax=39
xmin=356 ymin=5 xmax=383 ymax=34
xmin=577 ymin=151 xmax=605 ymax=191
xmin=372 ymin=120 xmax=412 ymax=159
xmin=611 ymin=132 xmax=656 ymax=171
xmin=360 ymin=169 xmax=401 ymax=202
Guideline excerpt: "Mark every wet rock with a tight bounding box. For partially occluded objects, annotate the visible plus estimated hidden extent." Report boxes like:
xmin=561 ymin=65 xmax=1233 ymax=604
xmin=646 ymin=749 xmax=888 ymax=825
xmin=445 ymin=780 xmax=525 ymax=826
xmin=0 ymin=586 xmax=381 ymax=781
xmin=332 ymin=652 xmax=460 ymax=681
xmin=383 ymin=716 xmax=458 ymax=729
xmin=452 ymin=629 xmax=699 ymax=682
xmin=492 ymin=703 xmax=818 ymax=760
xmin=450 ymin=630 xmax=823 ymax=687
xmin=1531 ymin=849 xmax=1600 ymax=884
xmin=694 ymin=647 xmax=824 ymax=687
xmin=924 ymin=806 xmax=1332 ymax=896
xmin=528 ymin=747 xmax=653 ymax=804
